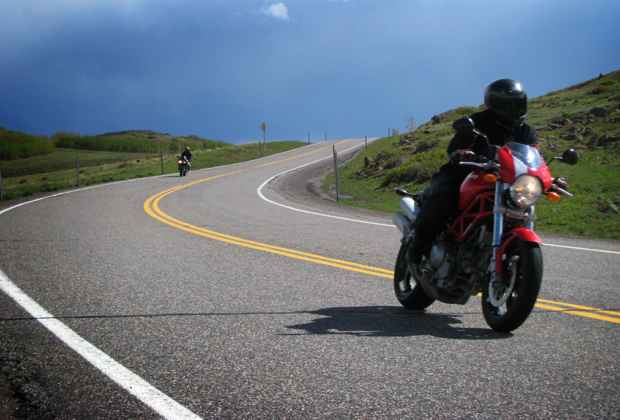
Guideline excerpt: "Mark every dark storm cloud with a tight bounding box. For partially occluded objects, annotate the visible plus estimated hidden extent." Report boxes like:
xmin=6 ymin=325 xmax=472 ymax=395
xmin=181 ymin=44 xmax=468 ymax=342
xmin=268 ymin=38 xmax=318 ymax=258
xmin=1 ymin=0 xmax=619 ymax=143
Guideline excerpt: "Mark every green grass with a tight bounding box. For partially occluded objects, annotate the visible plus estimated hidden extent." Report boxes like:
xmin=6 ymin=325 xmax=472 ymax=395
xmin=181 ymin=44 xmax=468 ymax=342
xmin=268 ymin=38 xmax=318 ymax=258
xmin=0 ymin=148 xmax=162 ymax=177
xmin=0 ymin=141 xmax=307 ymax=201
xmin=324 ymin=70 xmax=620 ymax=239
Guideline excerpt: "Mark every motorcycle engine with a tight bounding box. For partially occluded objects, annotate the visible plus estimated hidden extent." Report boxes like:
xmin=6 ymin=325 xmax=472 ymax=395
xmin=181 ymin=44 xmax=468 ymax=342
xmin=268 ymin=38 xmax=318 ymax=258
xmin=457 ymin=226 xmax=493 ymax=276
xmin=422 ymin=226 xmax=493 ymax=295
xmin=423 ymin=242 xmax=456 ymax=287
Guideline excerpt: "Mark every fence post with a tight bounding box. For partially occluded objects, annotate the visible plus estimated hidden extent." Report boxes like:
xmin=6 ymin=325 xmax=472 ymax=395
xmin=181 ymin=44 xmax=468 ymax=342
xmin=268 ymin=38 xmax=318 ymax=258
xmin=332 ymin=144 xmax=339 ymax=203
xmin=160 ymin=151 xmax=164 ymax=175
xmin=308 ymin=132 xmax=310 ymax=143
xmin=0 ymin=165 xmax=3 ymax=202
xmin=365 ymin=136 xmax=368 ymax=151
xmin=76 ymin=156 xmax=80 ymax=187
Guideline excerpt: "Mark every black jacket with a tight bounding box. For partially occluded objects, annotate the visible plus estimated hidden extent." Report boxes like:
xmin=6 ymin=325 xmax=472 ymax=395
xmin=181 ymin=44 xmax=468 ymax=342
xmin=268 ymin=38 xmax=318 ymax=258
xmin=440 ymin=109 xmax=539 ymax=177
xmin=181 ymin=150 xmax=193 ymax=162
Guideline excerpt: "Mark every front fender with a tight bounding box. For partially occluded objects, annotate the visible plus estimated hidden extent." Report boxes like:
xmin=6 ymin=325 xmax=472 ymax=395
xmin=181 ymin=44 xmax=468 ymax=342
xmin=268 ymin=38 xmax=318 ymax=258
xmin=503 ymin=228 xmax=542 ymax=245
xmin=494 ymin=228 xmax=542 ymax=274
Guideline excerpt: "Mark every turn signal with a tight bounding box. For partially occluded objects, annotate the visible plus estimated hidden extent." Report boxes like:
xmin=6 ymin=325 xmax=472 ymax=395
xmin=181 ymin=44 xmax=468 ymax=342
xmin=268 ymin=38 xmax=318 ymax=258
xmin=484 ymin=174 xmax=498 ymax=183
xmin=547 ymin=192 xmax=561 ymax=201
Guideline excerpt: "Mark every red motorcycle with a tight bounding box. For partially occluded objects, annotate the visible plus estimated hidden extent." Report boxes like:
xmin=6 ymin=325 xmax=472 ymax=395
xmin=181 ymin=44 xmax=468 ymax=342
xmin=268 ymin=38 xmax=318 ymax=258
xmin=393 ymin=117 xmax=578 ymax=332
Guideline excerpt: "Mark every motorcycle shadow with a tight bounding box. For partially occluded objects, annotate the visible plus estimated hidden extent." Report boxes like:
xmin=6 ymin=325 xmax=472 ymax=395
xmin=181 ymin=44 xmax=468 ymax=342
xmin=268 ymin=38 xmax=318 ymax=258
xmin=285 ymin=306 xmax=512 ymax=340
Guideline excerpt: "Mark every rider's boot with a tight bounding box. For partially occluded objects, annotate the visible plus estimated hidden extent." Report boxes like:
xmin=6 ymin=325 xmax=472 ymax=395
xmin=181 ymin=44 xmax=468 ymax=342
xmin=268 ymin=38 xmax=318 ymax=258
xmin=406 ymin=236 xmax=424 ymax=266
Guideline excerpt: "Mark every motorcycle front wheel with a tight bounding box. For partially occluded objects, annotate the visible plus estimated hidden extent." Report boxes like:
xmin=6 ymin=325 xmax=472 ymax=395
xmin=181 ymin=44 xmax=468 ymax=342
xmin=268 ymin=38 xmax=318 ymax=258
xmin=482 ymin=238 xmax=542 ymax=333
xmin=394 ymin=242 xmax=435 ymax=310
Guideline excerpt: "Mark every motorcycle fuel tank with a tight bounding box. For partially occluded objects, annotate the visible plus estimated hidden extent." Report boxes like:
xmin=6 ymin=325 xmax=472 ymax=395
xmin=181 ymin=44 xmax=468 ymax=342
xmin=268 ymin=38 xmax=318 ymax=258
xmin=459 ymin=169 xmax=494 ymax=210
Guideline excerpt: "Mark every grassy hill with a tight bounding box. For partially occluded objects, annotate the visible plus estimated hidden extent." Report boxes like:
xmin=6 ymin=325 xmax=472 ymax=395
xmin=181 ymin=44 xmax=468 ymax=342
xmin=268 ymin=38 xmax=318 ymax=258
xmin=324 ymin=71 xmax=620 ymax=239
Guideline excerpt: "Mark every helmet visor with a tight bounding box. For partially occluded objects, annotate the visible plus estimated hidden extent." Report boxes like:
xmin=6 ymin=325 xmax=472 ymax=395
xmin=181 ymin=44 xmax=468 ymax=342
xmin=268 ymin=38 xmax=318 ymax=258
xmin=502 ymin=96 xmax=527 ymax=119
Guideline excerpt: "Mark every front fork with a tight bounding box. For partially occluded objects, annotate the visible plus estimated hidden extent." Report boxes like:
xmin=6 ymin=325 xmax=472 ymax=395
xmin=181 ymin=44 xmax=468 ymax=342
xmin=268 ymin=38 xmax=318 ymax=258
xmin=490 ymin=181 xmax=539 ymax=279
xmin=491 ymin=182 xmax=504 ymax=279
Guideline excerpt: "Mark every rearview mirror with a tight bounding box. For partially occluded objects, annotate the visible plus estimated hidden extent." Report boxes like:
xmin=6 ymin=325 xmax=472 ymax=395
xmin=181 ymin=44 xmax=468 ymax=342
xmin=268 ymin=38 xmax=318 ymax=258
xmin=452 ymin=117 xmax=475 ymax=132
xmin=549 ymin=149 xmax=579 ymax=166
xmin=560 ymin=148 xmax=579 ymax=165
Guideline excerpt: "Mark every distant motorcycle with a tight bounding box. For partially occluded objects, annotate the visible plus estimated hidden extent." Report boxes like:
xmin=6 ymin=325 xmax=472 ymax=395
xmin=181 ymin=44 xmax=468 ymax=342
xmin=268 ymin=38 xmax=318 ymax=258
xmin=392 ymin=117 xmax=579 ymax=332
xmin=178 ymin=156 xmax=190 ymax=177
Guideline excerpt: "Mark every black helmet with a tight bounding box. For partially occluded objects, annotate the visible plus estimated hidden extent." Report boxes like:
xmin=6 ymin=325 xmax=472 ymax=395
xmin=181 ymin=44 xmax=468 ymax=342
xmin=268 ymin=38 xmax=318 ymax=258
xmin=484 ymin=78 xmax=527 ymax=128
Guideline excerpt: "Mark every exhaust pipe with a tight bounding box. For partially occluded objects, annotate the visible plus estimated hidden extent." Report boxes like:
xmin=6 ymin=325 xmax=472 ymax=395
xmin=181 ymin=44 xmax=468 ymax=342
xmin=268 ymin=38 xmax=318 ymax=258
xmin=400 ymin=197 xmax=419 ymax=223
xmin=393 ymin=211 xmax=412 ymax=234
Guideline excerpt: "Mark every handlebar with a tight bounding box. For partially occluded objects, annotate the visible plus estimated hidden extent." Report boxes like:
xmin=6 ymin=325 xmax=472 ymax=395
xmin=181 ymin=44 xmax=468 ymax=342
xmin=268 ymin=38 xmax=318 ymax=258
xmin=549 ymin=184 xmax=574 ymax=197
xmin=459 ymin=161 xmax=499 ymax=171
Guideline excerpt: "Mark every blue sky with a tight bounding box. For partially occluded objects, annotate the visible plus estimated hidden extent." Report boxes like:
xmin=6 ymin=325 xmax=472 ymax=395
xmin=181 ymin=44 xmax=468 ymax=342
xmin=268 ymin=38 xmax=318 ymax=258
xmin=1 ymin=0 xmax=619 ymax=144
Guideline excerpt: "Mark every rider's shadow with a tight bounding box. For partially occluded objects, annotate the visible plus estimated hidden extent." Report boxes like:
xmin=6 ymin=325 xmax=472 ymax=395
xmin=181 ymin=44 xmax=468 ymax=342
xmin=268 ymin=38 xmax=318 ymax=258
xmin=284 ymin=306 xmax=511 ymax=340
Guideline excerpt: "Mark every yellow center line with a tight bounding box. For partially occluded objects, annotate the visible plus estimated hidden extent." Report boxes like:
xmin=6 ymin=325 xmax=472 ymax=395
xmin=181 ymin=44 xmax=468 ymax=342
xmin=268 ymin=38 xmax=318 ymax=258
xmin=144 ymin=141 xmax=619 ymax=324
xmin=535 ymin=299 xmax=620 ymax=323
xmin=144 ymin=140 xmax=392 ymax=278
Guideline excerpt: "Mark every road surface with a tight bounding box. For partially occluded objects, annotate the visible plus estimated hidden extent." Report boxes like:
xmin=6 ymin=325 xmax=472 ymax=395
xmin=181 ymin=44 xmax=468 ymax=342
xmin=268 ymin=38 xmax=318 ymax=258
xmin=1 ymin=138 xmax=619 ymax=419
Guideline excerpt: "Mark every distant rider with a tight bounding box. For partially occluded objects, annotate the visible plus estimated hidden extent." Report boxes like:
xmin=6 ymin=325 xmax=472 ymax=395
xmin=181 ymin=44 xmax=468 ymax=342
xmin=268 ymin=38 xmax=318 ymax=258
xmin=181 ymin=147 xmax=193 ymax=171
xmin=407 ymin=78 xmax=550 ymax=266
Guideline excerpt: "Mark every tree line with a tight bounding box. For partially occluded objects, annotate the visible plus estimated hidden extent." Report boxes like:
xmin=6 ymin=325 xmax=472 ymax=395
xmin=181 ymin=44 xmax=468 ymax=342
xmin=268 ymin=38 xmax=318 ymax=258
xmin=0 ymin=125 xmax=230 ymax=161
xmin=54 ymin=136 xmax=166 ymax=153
xmin=0 ymin=127 xmax=54 ymax=160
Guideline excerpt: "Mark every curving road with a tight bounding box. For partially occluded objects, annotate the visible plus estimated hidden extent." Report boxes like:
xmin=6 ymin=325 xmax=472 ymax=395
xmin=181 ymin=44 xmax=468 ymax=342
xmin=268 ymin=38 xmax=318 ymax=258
xmin=1 ymin=138 xmax=619 ymax=419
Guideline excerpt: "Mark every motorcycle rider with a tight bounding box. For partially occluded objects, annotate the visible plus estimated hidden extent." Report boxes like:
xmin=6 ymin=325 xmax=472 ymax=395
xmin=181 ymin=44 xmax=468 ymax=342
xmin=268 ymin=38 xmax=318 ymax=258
xmin=180 ymin=147 xmax=193 ymax=171
xmin=407 ymin=78 xmax=557 ymax=266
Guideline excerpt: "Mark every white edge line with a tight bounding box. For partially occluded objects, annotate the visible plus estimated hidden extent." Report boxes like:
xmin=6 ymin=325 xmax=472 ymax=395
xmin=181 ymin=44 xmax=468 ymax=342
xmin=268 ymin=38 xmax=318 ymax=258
xmin=257 ymin=141 xmax=620 ymax=256
xmin=543 ymin=243 xmax=620 ymax=255
xmin=257 ymin=138 xmax=393 ymax=228
xmin=0 ymin=140 xmax=319 ymax=218
xmin=0 ymin=140 xmax=330 ymax=419
xmin=0 ymin=270 xmax=202 ymax=420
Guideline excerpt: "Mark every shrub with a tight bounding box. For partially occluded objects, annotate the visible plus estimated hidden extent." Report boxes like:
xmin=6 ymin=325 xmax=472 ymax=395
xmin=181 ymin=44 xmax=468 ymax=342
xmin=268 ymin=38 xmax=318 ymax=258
xmin=202 ymin=139 xmax=227 ymax=149
xmin=375 ymin=148 xmax=401 ymax=162
xmin=381 ymin=148 xmax=447 ymax=186
xmin=591 ymin=85 xmax=610 ymax=94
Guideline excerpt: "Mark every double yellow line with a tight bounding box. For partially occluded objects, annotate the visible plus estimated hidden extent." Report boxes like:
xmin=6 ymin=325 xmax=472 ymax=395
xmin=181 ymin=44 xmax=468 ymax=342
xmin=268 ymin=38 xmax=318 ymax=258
xmin=536 ymin=299 xmax=620 ymax=324
xmin=144 ymin=141 xmax=394 ymax=279
xmin=144 ymin=141 xmax=620 ymax=325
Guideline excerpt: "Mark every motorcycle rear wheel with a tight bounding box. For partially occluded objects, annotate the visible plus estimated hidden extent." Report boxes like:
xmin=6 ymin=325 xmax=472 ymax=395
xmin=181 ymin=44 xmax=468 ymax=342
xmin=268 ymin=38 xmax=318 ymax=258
xmin=482 ymin=238 xmax=542 ymax=333
xmin=394 ymin=242 xmax=435 ymax=310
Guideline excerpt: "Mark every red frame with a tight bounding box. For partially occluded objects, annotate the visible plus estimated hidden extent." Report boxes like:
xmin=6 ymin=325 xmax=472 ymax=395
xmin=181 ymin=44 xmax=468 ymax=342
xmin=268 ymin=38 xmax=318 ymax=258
xmin=441 ymin=144 xmax=550 ymax=275
xmin=446 ymin=190 xmax=495 ymax=242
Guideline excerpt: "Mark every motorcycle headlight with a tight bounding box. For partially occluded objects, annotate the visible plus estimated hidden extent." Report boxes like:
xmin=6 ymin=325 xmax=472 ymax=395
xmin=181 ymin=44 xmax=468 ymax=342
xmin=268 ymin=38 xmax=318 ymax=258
xmin=178 ymin=160 xmax=183 ymax=164
xmin=509 ymin=175 xmax=542 ymax=208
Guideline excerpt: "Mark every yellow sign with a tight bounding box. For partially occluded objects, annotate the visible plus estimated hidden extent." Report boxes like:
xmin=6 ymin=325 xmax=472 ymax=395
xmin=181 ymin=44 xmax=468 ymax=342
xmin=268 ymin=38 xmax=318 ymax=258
xmin=259 ymin=123 xmax=267 ymax=131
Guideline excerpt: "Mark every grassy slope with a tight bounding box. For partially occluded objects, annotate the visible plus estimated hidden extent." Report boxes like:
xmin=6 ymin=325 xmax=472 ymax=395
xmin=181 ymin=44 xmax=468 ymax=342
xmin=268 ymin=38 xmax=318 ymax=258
xmin=0 ymin=140 xmax=307 ymax=200
xmin=325 ymin=71 xmax=620 ymax=239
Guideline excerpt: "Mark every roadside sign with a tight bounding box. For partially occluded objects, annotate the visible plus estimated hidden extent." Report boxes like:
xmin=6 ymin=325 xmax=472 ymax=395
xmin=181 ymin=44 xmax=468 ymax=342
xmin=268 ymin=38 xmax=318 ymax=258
xmin=260 ymin=123 xmax=267 ymax=131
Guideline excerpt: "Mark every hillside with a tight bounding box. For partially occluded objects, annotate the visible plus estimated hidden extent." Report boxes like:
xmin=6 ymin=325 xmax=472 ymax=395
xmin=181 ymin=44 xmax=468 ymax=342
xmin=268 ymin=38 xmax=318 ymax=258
xmin=325 ymin=70 xmax=620 ymax=239
xmin=92 ymin=130 xmax=226 ymax=151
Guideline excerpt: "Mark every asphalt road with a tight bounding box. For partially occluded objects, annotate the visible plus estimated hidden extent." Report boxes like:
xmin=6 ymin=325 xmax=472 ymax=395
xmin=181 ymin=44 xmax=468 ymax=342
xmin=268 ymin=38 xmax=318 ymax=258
xmin=1 ymin=138 xmax=619 ymax=419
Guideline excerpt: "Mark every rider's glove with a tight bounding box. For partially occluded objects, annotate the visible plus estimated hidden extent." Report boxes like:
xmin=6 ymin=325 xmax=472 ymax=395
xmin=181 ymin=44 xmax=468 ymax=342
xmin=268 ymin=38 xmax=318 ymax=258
xmin=553 ymin=177 xmax=569 ymax=191
xmin=451 ymin=149 xmax=478 ymax=164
